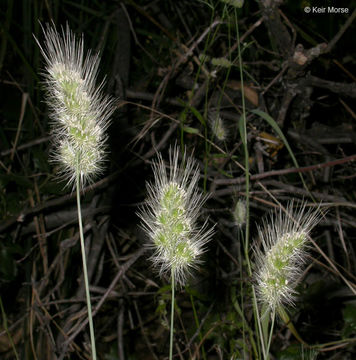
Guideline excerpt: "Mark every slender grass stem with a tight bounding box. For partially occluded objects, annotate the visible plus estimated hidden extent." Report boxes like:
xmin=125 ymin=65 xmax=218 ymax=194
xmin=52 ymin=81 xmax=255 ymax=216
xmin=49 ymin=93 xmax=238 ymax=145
xmin=169 ymin=272 xmax=175 ymax=360
xmin=235 ymin=9 xmax=263 ymax=357
xmin=231 ymin=284 xmax=258 ymax=358
xmin=266 ymin=307 xmax=276 ymax=359
xmin=234 ymin=9 xmax=250 ymax=271
xmin=0 ymin=296 xmax=19 ymax=360
xmin=76 ymin=169 xmax=97 ymax=360
xmin=233 ymin=9 xmax=265 ymax=359
xmin=252 ymin=286 xmax=266 ymax=359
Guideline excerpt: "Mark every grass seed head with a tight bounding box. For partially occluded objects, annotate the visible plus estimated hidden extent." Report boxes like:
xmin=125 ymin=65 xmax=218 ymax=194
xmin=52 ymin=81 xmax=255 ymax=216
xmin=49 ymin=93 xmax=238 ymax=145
xmin=37 ymin=23 xmax=114 ymax=188
xmin=254 ymin=201 xmax=321 ymax=310
xmin=138 ymin=146 xmax=214 ymax=287
xmin=208 ymin=111 xmax=227 ymax=142
xmin=233 ymin=199 xmax=246 ymax=228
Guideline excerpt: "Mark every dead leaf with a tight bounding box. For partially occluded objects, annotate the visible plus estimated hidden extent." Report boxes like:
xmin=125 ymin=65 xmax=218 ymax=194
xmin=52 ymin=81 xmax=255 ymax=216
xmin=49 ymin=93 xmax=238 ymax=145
xmin=227 ymin=80 xmax=259 ymax=106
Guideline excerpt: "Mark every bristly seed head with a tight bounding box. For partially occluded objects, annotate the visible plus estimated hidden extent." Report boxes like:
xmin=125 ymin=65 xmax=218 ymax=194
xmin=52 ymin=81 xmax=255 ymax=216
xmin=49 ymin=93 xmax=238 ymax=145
xmin=208 ymin=111 xmax=227 ymax=142
xmin=36 ymin=23 xmax=114 ymax=188
xmin=233 ymin=199 xmax=246 ymax=228
xmin=138 ymin=146 xmax=214 ymax=287
xmin=254 ymin=201 xmax=321 ymax=310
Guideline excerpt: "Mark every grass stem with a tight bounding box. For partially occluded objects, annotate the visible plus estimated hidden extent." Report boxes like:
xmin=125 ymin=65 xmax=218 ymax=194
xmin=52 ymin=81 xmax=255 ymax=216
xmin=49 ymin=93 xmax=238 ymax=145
xmin=0 ymin=296 xmax=19 ymax=360
xmin=169 ymin=272 xmax=175 ymax=360
xmin=76 ymin=170 xmax=97 ymax=360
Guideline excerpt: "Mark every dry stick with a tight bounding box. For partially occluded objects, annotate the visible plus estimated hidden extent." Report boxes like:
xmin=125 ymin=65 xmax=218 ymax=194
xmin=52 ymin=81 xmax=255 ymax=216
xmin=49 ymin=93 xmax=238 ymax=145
xmin=127 ymin=0 xmax=177 ymax=42
xmin=150 ymin=19 xmax=221 ymax=113
xmin=31 ymin=285 xmax=82 ymax=354
xmin=133 ymin=300 xmax=160 ymax=360
xmin=222 ymin=16 xmax=264 ymax=62
xmin=277 ymin=86 xmax=297 ymax=126
xmin=333 ymin=59 xmax=356 ymax=83
xmin=33 ymin=180 xmax=49 ymax=275
xmin=143 ymin=122 xmax=179 ymax=160
xmin=335 ymin=206 xmax=351 ymax=271
xmin=309 ymin=237 xmax=356 ymax=296
xmin=261 ymin=62 xmax=289 ymax=95
xmin=117 ymin=301 xmax=125 ymax=360
xmin=325 ymin=7 xmax=356 ymax=53
xmin=7 ymin=92 xmax=28 ymax=173
xmin=214 ymin=182 xmax=349 ymax=203
xmin=339 ymin=98 xmax=356 ymax=121
xmin=125 ymin=100 xmax=180 ymax=148
xmin=63 ymin=248 xmax=146 ymax=348
xmin=262 ymin=181 xmax=348 ymax=204
xmin=27 ymin=188 xmax=48 ymax=276
xmin=278 ymin=9 xmax=297 ymax=48
xmin=192 ymin=324 xmax=218 ymax=359
xmin=214 ymin=154 xmax=356 ymax=186
xmin=0 ymin=170 xmax=120 ymax=233
xmin=185 ymin=301 xmax=214 ymax=351
xmin=106 ymin=234 xmax=127 ymax=359
xmin=307 ymin=75 xmax=356 ymax=98
xmin=0 ymin=136 xmax=50 ymax=157
xmin=130 ymin=0 xmax=219 ymax=113
xmin=29 ymin=288 xmax=38 ymax=360
xmin=180 ymin=19 xmax=222 ymax=65
xmin=120 ymin=2 xmax=157 ymax=65
xmin=125 ymin=89 xmax=182 ymax=106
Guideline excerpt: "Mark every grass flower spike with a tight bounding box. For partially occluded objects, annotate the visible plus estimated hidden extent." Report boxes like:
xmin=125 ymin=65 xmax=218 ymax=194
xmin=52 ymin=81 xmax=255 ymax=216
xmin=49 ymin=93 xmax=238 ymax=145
xmin=139 ymin=146 xmax=214 ymax=287
xmin=254 ymin=202 xmax=321 ymax=311
xmin=233 ymin=199 xmax=246 ymax=228
xmin=208 ymin=111 xmax=227 ymax=142
xmin=37 ymin=23 xmax=114 ymax=360
xmin=37 ymin=23 xmax=114 ymax=188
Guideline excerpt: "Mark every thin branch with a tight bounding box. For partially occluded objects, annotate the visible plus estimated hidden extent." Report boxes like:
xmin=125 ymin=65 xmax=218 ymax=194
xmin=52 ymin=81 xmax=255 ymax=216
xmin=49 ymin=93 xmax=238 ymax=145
xmin=214 ymin=154 xmax=356 ymax=186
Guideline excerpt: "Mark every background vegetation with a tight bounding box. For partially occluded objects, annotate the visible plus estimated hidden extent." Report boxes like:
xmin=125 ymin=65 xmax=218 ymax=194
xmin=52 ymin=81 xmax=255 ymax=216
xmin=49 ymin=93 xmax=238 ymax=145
xmin=0 ymin=0 xmax=356 ymax=359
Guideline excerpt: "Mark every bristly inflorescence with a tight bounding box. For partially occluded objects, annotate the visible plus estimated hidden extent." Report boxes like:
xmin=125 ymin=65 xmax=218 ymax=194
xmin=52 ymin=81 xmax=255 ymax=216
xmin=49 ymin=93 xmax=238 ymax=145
xmin=208 ymin=110 xmax=227 ymax=142
xmin=233 ymin=199 xmax=246 ymax=228
xmin=36 ymin=23 xmax=114 ymax=188
xmin=254 ymin=201 xmax=321 ymax=310
xmin=138 ymin=146 xmax=214 ymax=287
